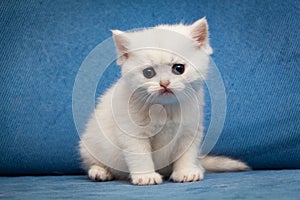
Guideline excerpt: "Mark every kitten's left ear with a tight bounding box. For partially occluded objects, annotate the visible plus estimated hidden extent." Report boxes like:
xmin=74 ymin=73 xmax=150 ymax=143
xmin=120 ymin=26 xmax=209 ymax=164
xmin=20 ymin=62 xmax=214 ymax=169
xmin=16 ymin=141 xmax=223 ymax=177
xmin=190 ymin=17 xmax=213 ymax=55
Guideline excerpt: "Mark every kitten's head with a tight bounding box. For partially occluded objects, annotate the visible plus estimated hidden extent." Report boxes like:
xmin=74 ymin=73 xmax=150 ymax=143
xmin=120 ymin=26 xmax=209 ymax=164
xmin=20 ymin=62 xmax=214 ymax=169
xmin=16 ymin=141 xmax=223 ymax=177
xmin=112 ymin=17 xmax=212 ymax=104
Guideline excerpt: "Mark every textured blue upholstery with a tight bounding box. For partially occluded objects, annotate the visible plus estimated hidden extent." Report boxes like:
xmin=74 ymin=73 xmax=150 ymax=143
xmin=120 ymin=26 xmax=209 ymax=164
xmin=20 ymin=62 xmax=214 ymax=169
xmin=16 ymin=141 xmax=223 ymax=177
xmin=0 ymin=0 xmax=299 ymax=176
xmin=1 ymin=170 xmax=300 ymax=199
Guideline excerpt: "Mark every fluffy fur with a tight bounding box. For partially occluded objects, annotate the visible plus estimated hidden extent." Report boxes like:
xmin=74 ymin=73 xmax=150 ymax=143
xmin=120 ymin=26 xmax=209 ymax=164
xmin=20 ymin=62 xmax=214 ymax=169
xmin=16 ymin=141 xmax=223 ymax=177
xmin=79 ymin=17 xmax=250 ymax=185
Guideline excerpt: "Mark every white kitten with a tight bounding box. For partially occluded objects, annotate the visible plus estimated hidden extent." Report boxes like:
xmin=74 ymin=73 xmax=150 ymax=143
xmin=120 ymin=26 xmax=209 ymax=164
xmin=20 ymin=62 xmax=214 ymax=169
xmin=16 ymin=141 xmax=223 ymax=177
xmin=79 ymin=17 xmax=250 ymax=185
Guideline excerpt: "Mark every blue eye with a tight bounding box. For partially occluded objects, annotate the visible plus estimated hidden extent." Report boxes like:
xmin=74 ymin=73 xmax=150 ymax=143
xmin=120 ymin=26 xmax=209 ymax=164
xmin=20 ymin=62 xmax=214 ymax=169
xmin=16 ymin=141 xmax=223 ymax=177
xmin=143 ymin=67 xmax=156 ymax=79
xmin=172 ymin=64 xmax=185 ymax=75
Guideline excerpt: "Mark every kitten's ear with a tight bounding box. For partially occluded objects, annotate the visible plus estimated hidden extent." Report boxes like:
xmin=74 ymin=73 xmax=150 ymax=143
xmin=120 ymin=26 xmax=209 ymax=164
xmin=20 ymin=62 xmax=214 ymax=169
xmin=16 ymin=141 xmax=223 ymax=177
xmin=111 ymin=30 xmax=129 ymax=65
xmin=190 ymin=17 xmax=213 ymax=55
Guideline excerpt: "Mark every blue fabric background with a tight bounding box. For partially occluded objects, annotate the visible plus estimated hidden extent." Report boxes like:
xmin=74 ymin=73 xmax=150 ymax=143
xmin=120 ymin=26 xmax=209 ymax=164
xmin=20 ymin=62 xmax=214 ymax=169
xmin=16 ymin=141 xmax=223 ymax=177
xmin=0 ymin=0 xmax=299 ymax=175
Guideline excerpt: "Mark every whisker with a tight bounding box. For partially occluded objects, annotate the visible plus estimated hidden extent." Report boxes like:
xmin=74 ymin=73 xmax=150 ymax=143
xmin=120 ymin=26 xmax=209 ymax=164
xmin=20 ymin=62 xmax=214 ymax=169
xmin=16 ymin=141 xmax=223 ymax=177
xmin=177 ymin=87 xmax=199 ymax=105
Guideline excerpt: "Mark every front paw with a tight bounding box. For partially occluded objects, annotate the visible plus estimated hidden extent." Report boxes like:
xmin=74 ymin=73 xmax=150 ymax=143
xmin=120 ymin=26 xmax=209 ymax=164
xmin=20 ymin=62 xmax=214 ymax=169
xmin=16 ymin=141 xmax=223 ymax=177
xmin=88 ymin=165 xmax=113 ymax=181
xmin=171 ymin=167 xmax=204 ymax=182
xmin=131 ymin=172 xmax=163 ymax=186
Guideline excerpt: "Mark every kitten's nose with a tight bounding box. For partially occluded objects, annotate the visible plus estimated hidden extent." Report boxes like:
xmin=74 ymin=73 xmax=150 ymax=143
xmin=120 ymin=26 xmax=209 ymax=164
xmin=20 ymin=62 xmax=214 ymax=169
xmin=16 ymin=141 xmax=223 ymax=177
xmin=160 ymin=80 xmax=170 ymax=88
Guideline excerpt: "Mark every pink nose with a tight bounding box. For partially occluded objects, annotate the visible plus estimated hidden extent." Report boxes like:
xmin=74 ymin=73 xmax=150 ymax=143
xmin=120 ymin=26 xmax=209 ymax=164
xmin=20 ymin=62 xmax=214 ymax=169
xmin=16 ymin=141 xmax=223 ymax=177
xmin=160 ymin=80 xmax=170 ymax=88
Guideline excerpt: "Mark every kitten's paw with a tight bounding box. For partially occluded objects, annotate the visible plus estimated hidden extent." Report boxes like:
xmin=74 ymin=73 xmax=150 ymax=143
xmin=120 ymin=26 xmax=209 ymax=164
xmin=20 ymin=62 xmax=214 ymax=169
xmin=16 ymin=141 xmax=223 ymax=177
xmin=171 ymin=167 xmax=204 ymax=182
xmin=131 ymin=172 xmax=163 ymax=186
xmin=88 ymin=165 xmax=113 ymax=181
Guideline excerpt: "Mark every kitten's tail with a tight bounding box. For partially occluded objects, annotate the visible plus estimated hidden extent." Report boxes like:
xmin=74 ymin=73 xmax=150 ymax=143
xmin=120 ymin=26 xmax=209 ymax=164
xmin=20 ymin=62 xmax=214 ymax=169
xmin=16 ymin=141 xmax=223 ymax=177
xmin=200 ymin=156 xmax=251 ymax=172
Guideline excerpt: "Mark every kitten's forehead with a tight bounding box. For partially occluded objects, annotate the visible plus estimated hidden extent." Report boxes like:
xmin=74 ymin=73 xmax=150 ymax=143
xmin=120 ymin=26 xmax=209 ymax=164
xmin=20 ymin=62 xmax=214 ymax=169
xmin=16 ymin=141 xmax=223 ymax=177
xmin=134 ymin=49 xmax=184 ymax=66
xmin=127 ymin=28 xmax=196 ymax=60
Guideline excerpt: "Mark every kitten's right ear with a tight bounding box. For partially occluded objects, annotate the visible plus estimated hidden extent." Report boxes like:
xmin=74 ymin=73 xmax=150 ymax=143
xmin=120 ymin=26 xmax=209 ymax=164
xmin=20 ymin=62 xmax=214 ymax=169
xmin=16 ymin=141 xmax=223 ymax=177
xmin=111 ymin=30 xmax=129 ymax=65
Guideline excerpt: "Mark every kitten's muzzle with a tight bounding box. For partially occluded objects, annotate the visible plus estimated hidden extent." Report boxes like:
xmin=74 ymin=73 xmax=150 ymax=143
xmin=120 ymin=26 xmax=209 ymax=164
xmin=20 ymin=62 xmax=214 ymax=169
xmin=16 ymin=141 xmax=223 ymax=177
xmin=159 ymin=80 xmax=174 ymax=95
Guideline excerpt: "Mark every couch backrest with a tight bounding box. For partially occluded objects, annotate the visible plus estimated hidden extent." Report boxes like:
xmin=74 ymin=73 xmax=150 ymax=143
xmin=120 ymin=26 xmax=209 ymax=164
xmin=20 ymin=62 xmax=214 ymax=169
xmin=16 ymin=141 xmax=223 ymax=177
xmin=1 ymin=0 xmax=299 ymax=175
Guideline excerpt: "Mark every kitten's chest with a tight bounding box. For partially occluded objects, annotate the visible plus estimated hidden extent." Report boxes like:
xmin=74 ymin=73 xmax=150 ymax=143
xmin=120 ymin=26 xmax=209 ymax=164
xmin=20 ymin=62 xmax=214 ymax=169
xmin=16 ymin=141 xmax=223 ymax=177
xmin=149 ymin=106 xmax=187 ymax=147
xmin=144 ymin=104 xmax=181 ymax=136
xmin=149 ymin=119 xmax=180 ymax=135
xmin=144 ymin=104 xmax=201 ymax=150
xmin=132 ymin=102 xmax=200 ymax=146
xmin=149 ymin=119 xmax=180 ymax=150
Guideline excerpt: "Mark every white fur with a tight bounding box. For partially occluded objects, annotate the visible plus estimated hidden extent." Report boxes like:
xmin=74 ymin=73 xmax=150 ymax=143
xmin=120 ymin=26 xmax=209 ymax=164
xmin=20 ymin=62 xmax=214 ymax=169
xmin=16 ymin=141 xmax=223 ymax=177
xmin=79 ymin=18 xmax=249 ymax=185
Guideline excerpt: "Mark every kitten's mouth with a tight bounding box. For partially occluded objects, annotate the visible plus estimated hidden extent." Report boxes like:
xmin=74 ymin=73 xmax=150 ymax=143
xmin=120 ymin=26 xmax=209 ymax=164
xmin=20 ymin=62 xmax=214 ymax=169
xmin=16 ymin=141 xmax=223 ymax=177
xmin=159 ymin=88 xmax=174 ymax=95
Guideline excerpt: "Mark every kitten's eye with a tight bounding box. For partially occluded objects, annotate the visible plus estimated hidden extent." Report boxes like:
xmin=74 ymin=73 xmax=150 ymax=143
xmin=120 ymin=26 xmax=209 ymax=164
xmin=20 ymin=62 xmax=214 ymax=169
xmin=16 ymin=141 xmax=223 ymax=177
xmin=172 ymin=64 xmax=185 ymax=75
xmin=143 ymin=67 xmax=156 ymax=79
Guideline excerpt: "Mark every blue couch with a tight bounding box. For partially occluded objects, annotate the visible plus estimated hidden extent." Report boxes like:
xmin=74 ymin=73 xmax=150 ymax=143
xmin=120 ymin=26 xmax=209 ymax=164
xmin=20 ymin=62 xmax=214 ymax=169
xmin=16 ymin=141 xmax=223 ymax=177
xmin=1 ymin=0 xmax=299 ymax=199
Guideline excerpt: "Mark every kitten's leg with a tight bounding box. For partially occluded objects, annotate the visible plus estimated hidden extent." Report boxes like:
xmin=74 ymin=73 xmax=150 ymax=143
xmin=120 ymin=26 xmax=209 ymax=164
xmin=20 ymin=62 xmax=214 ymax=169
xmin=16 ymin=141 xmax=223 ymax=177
xmin=88 ymin=165 xmax=114 ymax=181
xmin=120 ymin=136 xmax=163 ymax=185
xmin=80 ymin=140 xmax=114 ymax=181
xmin=170 ymin=138 xmax=204 ymax=182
